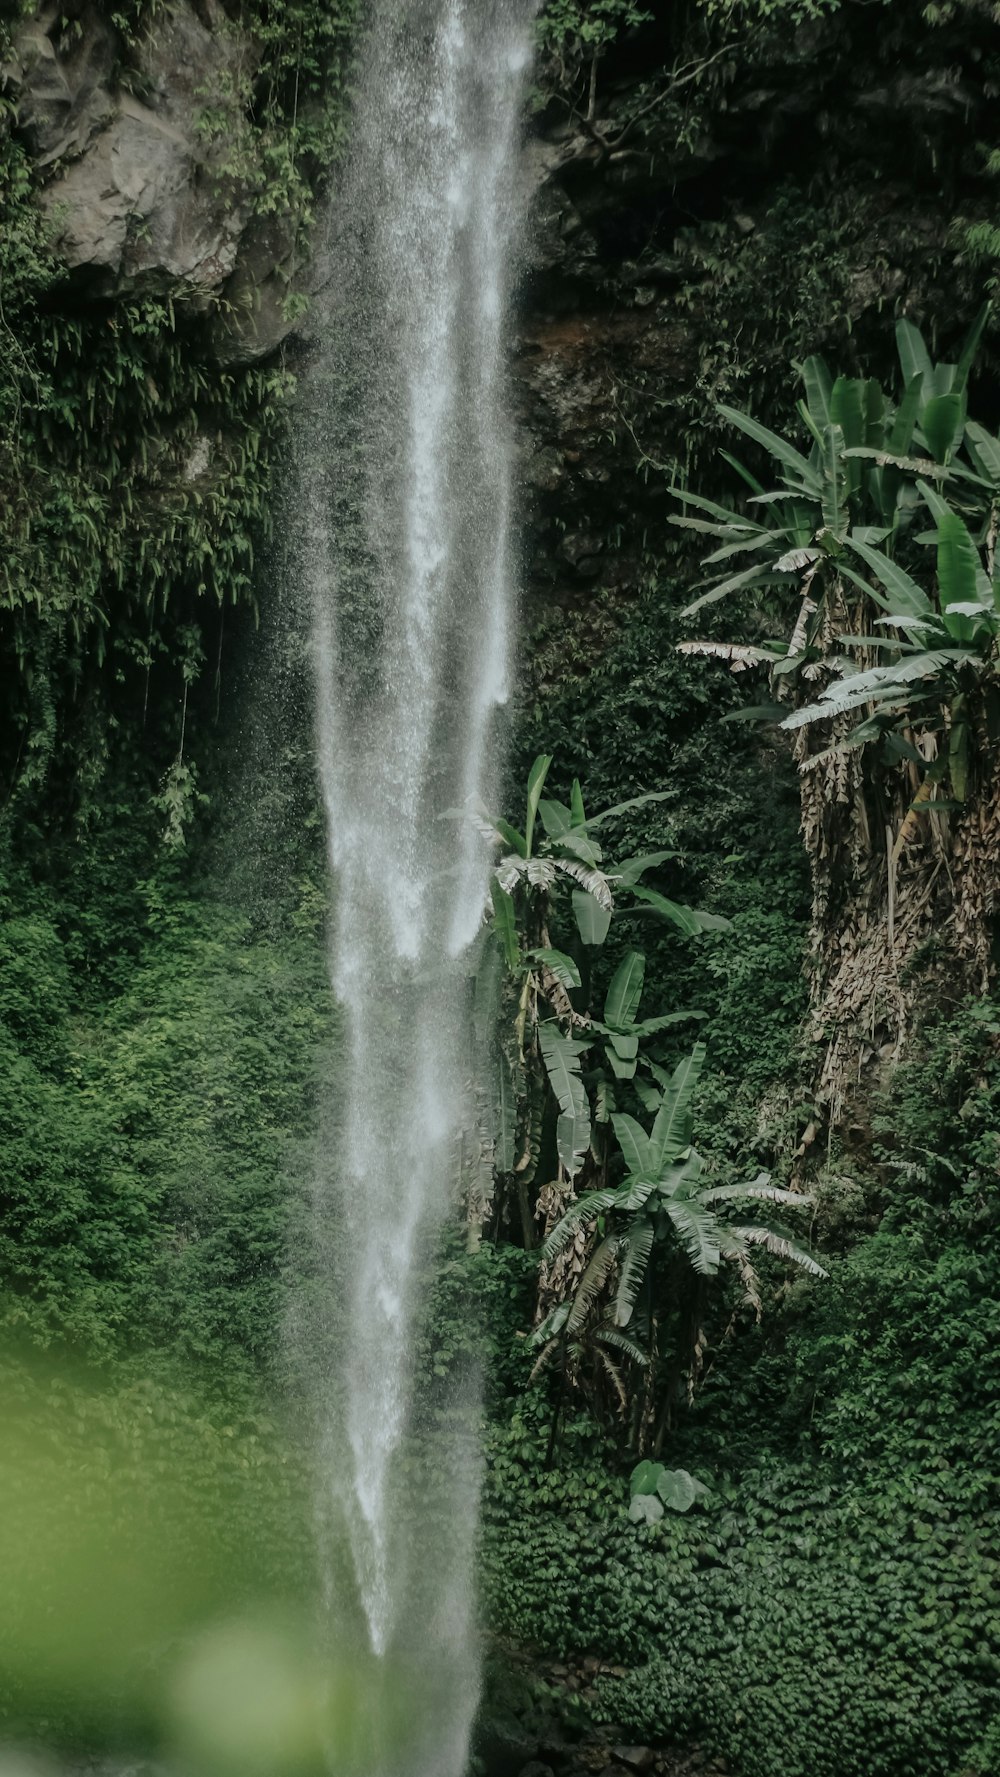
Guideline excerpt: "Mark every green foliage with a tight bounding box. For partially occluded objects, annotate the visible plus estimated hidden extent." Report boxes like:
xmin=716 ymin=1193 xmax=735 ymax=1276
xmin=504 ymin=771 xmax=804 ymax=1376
xmin=535 ymin=1039 xmax=822 ymax=1436
xmin=0 ymin=845 xmax=335 ymax=1375
xmin=481 ymin=755 xmax=721 ymax=1219
xmin=628 ymin=1458 xmax=709 ymax=1519
xmin=111 ymin=0 xmax=358 ymax=225
xmin=538 ymin=0 xmax=652 ymax=49
xmin=678 ymin=310 xmax=1000 ymax=808
xmin=482 ymin=1445 xmax=1000 ymax=1776
xmin=0 ymin=0 xmax=359 ymax=809
xmin=0 ymin=276 xmax=294 ymax=796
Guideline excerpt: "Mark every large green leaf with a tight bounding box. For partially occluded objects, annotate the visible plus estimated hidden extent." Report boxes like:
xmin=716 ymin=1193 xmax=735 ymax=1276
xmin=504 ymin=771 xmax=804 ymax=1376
xmin=780 ymin=650 xmax=967 ymax=730
xmin=605 ymin=949 xmax=645 ymax=1029
xmin=954 ymin=300 xmax=990 ymax=394
xmin=472 ymin=932 xmax=503 ymax=1046
xmin=524 ymin=754 xmax=552 ymax=859
xmin=539 ymin=1024 xmax=590 ymax=1180
xmin=702 ymin=531 xmax=779 ymax=566
xmin=671 ymin=486 xmax=761 ymax=525
xmin=615 ymin=851 xmax=676 ymax=886
xmin=671 ymin=513 xmax=750 ymax=539
xmin=888 ymin=372 xmax=924 ymax=455
xmin=495 ymin=1050 xmax=517 ymax=1173
xmin=820 ymin=421 xmax=848 ymax=535
xmin=830 ymin=377 xmax=865 ymax=450
xmin=964 ymin=420 xmax=1000 ymax=488
xmin=703 ymin=1176 xmax=802 ymax=1207
xmin=538 ymin=1023 xmax=589 ymax=1115
xmin=495 ymin=816 xmax=526 ymax=857
xmin=651 ymin=1044 xmax=706 ymax=1167
xmin=572 ymin=888 xmax=612 ymax=947
xmin=844 ymin=534 xmax=933 ymax=618
xmin=731 ymin=1224 xmax=828 ymax=1277
xmin=541 ymin=1188 xmax=616 ymax=1261
xmin=896 ymin=317 xmax=934 ymax=393
xmin=799 ymin=354 xmax=833 ymax=429
xmin=937 ymin=509 xmax=984 ymax=643
xmin=681 ymin=560 xmax=769 ymax=618
xmin=537 ymin=798 xmax=573 ymax=838
xmin=605 ymin=1045 xmax=637 ymax=1081
xmin=634 ymin=1009 xmax=707 ymax=1034
xmin=921 ymin=392 xmax=966 ymax=465
xmin=593 ymin=1326 xmax=650 ymax=1366
xmin=628 ymin=1491 xmax=664 ymax=1524
xmin=628 ymin=885 xmax=702 ymax=937
xmin=489 ymin=879 xmax=520 ymax=970
xmin=586 ymin=789 xmax=673 ymax=830
xmin=555 ymin=828 xmax=603 ymax=866
xmin=630 ymin=1459 xmax=661 ymax=1496
xmin=567 ymin=1235 xmax=619 ymax=1332
xmin=614 ymin=1220 xmax=655 ymax=1327
xmin=666 ymin=1198 xmax=721 ymax=1276
xmin=656 ymin=1468 xmax=710 ymax=1513
xmin=556 ymin=1109 xmax=591 ymax=1180
xmin=527 ymin=947 xmax=582 ymax=990
xmin=717 ymin=403 xmax=821 ymax=494
xmin=864 ymin=376 xmax=885 ymax=447
xmin=611 ymin=1113 xmax=655 ymax=1179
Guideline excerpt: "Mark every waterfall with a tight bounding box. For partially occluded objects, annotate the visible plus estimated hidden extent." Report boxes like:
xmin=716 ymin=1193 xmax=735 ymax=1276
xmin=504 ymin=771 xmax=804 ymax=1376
xmin=296 ymin=1 xmax=536 ymax=1770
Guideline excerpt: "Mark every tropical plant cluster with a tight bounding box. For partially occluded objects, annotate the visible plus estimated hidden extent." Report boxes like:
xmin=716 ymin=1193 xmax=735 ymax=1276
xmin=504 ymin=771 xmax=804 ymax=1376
xmin=473 ymin=756 xmax=822 ymax=1448
xmin=674 ymin=310 xmax=1000 ymax=1112
xmin=2 ymin=0 xmax=1000 ymax=1772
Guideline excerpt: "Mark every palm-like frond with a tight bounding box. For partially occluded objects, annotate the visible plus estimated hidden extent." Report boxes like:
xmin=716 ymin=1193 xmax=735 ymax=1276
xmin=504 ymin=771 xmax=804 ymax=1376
xmin=666 ymin=1199 xmax=722 ymax=1277
xmin=553 ymin=857 xmax=615 ymax=911
xmin=567 ymin=1234 xmax=620 ymax=1332
xmin=730 ymin=1224 xmax=828 ymax=1276
xmin=614 ymin=1218 xmax=655 ymax=1326
xmin=592 ymin=1324 xmax=650 ymax=1366
xmin=541 ymin=1188 xmax=616 ymax=1262
xmin=703 ymin=1177 xmax=810 ymax=1208
xmin=676 ymin=641 xmax=775 ymax=673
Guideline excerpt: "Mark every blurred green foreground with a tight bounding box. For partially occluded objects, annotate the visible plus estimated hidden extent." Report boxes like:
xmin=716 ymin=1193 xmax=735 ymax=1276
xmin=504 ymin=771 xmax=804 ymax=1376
xmin=0 ymin=1353 xmax=407 ymax=1777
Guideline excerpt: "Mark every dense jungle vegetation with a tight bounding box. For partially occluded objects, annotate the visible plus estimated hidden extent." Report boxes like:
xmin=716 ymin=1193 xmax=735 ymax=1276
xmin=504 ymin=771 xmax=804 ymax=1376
xmin=2 ymin=0 xmax=1000 ymax=1773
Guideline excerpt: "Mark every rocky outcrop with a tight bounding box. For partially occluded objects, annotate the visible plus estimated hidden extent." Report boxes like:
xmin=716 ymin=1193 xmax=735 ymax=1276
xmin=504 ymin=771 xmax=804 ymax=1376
xmin=4 ymin=0 xmax=300 ymax=360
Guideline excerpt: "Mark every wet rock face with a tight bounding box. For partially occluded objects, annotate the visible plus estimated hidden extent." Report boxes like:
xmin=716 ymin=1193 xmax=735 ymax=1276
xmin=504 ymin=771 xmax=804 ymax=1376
xmin=515 ymin=128 xmax=697 ymax=614
xmin=5 ymin=0 xmax=297 ymax=360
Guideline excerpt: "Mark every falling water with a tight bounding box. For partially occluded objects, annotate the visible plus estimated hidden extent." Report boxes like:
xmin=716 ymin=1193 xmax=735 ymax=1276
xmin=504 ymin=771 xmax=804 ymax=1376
xmin=296 ymin=1 xmax=536 ymax=1770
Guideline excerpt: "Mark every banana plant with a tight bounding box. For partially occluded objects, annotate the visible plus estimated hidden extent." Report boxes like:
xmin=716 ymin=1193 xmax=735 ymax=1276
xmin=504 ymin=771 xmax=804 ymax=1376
xmin=672 ymin=304 xmax=992 ymax=625
xmin=674 ymin=310 xmax=1000 ymax=807
xmin=476 ymin=757 xmax=729 ymax=1244
xmin=590 ymin=946 xmax=705 ymax=1086
xmin=780 ymin=492 xmax=1000 ymax=767
xmin=530 ymin=1040 xmax=825 ymax=1439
